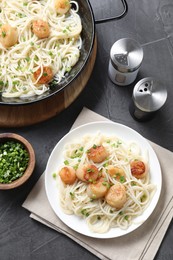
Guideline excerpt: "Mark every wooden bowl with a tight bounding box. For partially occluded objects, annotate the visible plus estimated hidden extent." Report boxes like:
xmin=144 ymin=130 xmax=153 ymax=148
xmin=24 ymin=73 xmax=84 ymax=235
xmin=0 ymin=133 xmax=35 ymax=190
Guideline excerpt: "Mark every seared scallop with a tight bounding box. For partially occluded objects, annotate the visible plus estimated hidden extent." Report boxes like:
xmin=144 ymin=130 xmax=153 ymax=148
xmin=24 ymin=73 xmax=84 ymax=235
xmin=76 ymin=164 xmax=99 ymax=182
xmin=54 ymin=0 xmax=71 ymax=14
xmin=33 ymin=66 xmax=53 ymax=84
xmin=130 ymin=160 xmax=148 ymax=179
xmin=87 ymin=145 xmax=108 ymax=163
xmin=0 ymin=24 xmax=18 ymax=48
xmin=87 ymin=178 xmax=109 ymax=199
xmin=105 ymin=183 xmax=127 ymax=209
xmin=59 ymin=166 xmax=76 ymax=185
xmin=32 ymin=20 xmax=50 ymax=39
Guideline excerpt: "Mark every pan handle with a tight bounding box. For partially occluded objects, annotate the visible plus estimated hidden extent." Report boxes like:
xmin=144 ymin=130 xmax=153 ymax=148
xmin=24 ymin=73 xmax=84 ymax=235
xmin=92 ymin=0 xmax=128 ymax=24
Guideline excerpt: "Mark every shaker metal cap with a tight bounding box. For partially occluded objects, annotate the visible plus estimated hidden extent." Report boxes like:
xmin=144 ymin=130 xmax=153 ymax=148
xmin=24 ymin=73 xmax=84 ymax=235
xmin=132 ymin=77 xmax=167 ymax=112
xmin=110 ymin=38 xmax=143 ymax=73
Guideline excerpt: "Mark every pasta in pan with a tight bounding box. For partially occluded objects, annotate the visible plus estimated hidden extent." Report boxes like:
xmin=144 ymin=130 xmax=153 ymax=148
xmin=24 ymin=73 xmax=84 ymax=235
xmin=0 ymin=0 xmax=82 ymax=99
xmin=57 ymin=132 xmax=156 ymax=233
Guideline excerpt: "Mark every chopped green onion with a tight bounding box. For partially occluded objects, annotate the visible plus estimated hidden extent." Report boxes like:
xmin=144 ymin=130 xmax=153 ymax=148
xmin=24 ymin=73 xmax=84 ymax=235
xmin=81 ymin=209 xmax=89 ymax=217
xmin=120 ymin=176 xmax=125 ymax=183
xmin=2 ymin=31 xmax=6 ymax=38
xmin=64 ymin=160 xmax=69 ymax=165
xmin=0 ymin=141 xmax=29 ymax=184
xmin=70 ymin=192 xmax=75 ymax=199
xmin=52 ymin=173 xmax=57 ymax=179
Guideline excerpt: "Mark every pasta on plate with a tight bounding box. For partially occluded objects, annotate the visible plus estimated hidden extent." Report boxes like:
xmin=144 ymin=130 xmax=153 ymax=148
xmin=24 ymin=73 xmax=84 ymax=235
xmin=56 ymin=132 xmax=156 ymax=234
xmin=0 ymin=0 xmax=82 ymax=99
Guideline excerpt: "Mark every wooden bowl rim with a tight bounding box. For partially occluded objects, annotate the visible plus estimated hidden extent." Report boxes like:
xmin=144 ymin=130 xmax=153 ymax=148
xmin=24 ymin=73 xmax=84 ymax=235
xmin=0 ymin=133 xmax=35 ymax=190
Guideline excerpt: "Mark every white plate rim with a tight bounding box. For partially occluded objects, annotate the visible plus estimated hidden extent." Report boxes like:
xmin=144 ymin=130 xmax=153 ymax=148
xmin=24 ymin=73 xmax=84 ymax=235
xmin=45 ymin=121 xmax=162 ymax=239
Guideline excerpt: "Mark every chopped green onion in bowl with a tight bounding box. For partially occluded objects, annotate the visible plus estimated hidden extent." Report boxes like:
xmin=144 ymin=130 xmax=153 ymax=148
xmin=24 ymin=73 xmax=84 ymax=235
xmin=0 ymin=140 xmax=29 ymax=183
xmin=0 ymin=133 xmax=35 ymax=190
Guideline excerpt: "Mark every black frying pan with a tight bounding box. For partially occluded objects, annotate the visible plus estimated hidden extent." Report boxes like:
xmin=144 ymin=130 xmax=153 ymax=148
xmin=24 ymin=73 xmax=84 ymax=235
xmin=0 ymin=0 xmax=128 ymax=105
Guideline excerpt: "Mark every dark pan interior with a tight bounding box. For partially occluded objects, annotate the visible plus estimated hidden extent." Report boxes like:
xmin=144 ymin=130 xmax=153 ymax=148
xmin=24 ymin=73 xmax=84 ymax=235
xmin=0 ymin=0 xmax=95 ymax=105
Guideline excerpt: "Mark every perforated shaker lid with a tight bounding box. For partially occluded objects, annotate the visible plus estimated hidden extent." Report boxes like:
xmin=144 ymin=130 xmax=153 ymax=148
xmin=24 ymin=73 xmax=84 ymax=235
xmin=110 ymin=38 xmax=143 ymax=73
xmin=132 ymin=77 xmax=167 ymax=112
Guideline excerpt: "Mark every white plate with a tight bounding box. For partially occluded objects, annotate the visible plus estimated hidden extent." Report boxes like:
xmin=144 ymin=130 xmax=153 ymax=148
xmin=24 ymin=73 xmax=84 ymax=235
xmin=45 ymin=121 xmax=162 ymax=238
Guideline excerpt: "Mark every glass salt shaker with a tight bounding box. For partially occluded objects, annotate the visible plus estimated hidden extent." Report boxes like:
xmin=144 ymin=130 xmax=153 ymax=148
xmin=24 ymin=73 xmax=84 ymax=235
xmin=108 ymin=38 xmax=143 ymax=86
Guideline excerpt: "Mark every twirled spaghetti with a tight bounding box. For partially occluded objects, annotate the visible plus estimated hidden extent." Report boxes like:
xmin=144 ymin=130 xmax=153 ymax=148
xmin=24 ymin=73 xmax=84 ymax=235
xmin=57 ymin=132 xmax=156 ymax=233
xmin=0 ymin=0 xmax=82 ymax=99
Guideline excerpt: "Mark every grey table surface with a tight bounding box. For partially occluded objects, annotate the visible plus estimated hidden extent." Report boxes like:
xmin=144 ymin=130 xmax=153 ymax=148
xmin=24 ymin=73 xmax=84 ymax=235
xmin=0 ymin=0 xmax=173 ymax=259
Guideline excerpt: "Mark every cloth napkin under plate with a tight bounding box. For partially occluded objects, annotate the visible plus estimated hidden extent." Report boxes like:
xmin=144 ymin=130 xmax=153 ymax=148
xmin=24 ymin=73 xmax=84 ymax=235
xmin=22 ymin=107 xmax=173 ymax=260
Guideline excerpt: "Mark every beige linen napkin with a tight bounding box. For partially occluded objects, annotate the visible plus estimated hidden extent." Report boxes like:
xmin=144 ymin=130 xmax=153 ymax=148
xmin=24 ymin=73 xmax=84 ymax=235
xmin=23 ymin=107 xmax=173 ymax=260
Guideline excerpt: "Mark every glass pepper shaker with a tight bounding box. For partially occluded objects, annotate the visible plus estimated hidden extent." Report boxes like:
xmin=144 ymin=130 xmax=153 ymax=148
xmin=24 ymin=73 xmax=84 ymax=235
xmin=129 ymin=77 xmax=167 ymax=121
